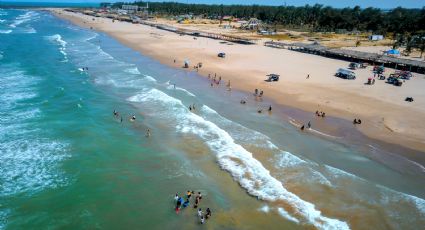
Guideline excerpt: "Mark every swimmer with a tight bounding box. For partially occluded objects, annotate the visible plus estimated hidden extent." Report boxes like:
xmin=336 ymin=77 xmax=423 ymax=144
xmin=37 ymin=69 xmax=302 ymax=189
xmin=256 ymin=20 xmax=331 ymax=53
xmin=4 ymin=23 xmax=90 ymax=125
xmin=146 ymin=129 xmax=151 ymax=137
xmin=120 ymin=116 xmax=123 ymax=123
xmin=182 ymin=199 xmax=190 ymax=208
xmin=131 ymin=115 xmax=136 ymax=121
xmin=205 ymin=208 xmax=211 ymax=219
xmin=113 ymin=110 xmax=118 ymax=117
xmin=189 ymin=105 xmax=192 ymax=111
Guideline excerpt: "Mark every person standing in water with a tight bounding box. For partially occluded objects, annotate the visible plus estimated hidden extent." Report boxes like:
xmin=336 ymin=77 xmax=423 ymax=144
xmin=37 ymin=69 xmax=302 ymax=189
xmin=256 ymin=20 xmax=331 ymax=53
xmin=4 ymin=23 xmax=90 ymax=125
xmin=182 ymin=199 xmax=190 ymax=208
xmin=205 ymin=208 xmax=212 ymax=219
xmin=146 ymin=129 xmax=151 ymax=137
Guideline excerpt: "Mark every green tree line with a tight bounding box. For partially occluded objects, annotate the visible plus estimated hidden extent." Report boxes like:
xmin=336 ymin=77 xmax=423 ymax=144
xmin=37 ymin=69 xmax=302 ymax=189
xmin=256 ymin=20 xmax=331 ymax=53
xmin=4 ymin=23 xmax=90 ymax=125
xmin=108 ymin=1 xmax=425 ymax=34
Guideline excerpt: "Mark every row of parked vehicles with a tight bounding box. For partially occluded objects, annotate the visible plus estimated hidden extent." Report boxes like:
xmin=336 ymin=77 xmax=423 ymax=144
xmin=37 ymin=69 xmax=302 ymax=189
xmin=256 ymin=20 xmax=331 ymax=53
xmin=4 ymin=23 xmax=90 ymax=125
xmin=336 ymin=63 xmax=414 ymax=87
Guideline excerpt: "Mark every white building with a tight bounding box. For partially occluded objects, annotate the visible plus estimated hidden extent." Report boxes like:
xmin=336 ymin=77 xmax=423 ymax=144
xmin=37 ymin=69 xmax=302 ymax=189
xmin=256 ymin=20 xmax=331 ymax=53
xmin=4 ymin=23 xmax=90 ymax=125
xmin=369 ymin=35 xmax=384 ymax=41
xmin=122 ymin=5 xmax=139 ymax=13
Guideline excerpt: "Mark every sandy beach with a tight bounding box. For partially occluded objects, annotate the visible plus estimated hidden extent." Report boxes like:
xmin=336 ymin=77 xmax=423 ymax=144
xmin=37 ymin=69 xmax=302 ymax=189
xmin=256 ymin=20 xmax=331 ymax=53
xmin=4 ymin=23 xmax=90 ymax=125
xmin=51 ymin=9 xmax=425 ymax=152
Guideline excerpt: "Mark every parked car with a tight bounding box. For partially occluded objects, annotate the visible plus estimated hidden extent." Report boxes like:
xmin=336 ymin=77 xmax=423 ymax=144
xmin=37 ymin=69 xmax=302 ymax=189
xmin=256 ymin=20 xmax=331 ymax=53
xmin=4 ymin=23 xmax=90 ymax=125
xmin=265 ymin=74 xmax=280 ymax=82
xmin=336 ymin=68 xmax=356 ymax=79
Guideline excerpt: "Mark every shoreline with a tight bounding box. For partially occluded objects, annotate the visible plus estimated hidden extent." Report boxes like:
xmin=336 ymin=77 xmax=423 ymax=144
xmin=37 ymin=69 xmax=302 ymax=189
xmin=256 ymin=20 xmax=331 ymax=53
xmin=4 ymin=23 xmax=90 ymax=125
xmin=49 ymin=8 xmax=425 ymax=153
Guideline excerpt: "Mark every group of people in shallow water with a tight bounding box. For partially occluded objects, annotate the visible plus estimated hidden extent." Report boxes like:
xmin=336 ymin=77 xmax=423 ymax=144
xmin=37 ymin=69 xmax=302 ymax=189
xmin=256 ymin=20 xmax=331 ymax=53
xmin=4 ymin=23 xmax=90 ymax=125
xmin=174 ymin=191 xmax=212 ymax=224
xmin=113 ymin=110 xmax=150 ymax=137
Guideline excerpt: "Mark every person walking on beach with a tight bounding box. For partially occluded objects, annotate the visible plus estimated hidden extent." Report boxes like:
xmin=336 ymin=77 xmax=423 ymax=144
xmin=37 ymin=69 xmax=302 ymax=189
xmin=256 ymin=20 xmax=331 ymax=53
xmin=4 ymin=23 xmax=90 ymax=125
xmin=307 ymin=121 xmax=311 ymax=128
xmin=205 ymin=208 xmax=211 ymax=219
xmin=200 ymin=215 xmax=205 ymax=224
xmin=254 ymin=88 xmax=258 ymax=96
xmin=268 ymin=105 xmax=272 ymax=112
xmin=197 ymin=208 xmax=203 ymax=217
xmin=306 ymin=74 xmax=310 ymax=79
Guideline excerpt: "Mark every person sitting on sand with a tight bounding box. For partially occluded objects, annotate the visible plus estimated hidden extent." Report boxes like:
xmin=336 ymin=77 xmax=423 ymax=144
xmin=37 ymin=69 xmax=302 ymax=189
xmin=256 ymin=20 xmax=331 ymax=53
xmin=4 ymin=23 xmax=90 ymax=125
xmin=316 ymin=111 xmax=319 ymax=116
xmin=205 ymin=208 xmax=211 ymax=219
xmin=301 ymin=125 xmax=305 ymax=131
xmin=358 ymin=119 xmax=362 ymax=124
xmin=321 ymin=112 xmax=326 ymax=118
xmin=259 ymin=91 xmax=264 ymax=97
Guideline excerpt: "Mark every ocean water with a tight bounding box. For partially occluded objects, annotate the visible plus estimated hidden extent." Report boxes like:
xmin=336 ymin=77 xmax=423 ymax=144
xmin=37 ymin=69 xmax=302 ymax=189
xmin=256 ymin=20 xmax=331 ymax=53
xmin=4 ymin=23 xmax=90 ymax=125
xmin=1 ymin=9 xmax=424 ymax=230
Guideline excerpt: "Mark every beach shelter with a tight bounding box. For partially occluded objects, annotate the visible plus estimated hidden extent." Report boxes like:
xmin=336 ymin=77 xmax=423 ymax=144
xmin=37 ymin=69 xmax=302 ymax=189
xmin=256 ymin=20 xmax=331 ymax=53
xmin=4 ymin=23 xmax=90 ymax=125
xmin=386 ymin=49 xmax=400 ymax=55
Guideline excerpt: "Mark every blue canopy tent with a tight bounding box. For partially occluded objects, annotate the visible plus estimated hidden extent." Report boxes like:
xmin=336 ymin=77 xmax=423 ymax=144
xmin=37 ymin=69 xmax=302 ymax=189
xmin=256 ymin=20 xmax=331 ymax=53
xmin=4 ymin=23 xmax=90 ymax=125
xmin=386 ymin=49 xmax=400 ymax=55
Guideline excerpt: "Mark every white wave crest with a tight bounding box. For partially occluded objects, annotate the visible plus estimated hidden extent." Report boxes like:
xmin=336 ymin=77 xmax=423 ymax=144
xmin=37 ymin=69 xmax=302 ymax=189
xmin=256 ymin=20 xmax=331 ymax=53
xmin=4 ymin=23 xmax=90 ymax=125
xmin=0 ymin=29 xmax=12 ymax=34
xmin=127 ymin=88 xmax=349 ymax=229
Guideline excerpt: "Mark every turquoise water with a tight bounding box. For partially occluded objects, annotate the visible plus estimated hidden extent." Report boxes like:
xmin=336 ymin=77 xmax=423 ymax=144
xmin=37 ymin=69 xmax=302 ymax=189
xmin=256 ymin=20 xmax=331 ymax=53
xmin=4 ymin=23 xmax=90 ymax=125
xmin=1 ymin=9 xmax=425 ymax=229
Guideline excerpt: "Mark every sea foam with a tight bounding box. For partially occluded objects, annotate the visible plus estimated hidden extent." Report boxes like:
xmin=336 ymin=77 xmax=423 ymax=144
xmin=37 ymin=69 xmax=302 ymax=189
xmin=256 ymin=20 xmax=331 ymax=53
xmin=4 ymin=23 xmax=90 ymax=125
xmin=127 ymin=88 xmax=350 ymax=229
